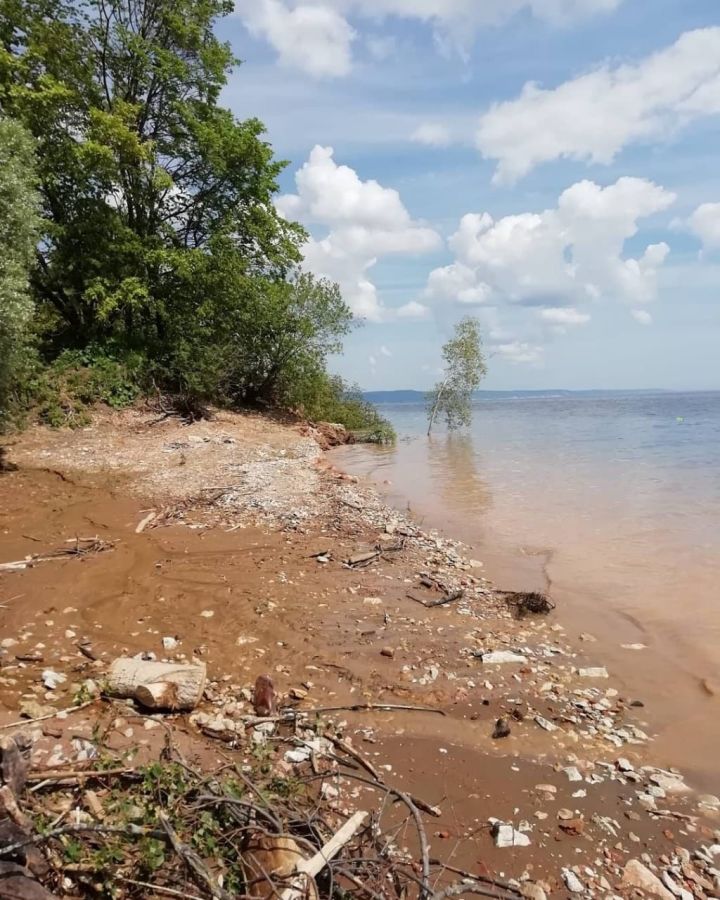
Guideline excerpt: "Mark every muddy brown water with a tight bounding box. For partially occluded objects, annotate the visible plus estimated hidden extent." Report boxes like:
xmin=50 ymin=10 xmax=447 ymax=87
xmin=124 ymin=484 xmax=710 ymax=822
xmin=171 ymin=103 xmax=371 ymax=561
xmin=330 ymin=423 xmax=720 ymax=795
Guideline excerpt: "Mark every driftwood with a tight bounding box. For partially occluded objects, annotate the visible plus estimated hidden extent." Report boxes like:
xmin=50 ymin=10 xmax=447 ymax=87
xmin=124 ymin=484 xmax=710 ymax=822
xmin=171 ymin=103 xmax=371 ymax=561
xmin=497 ymin=590 xmax=555 ymax=617
xmin=108 ymin=658 xmax=207 ymax=711
xmin=345 ymin=551 xmax=380 ymax=568
xmin=0 ymin=538 xmax=113 ymax=572
xmin=406 ymin=588 xmax=464 ymax=609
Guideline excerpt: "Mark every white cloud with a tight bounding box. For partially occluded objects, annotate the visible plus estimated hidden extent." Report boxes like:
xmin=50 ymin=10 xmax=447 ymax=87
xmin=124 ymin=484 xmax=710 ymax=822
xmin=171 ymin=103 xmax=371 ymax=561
xmin=237 ymin=0 xmax=355 ymax=78
xmin=631 ymin=309 xmax=652 ymax=324
xmin=424 ymin=177 xmax=674 ymax=314
xmin=396 ymin=300 xmax=431 ymax=319
xmin=477 ymin=27 xmax=720 ymax=183
xmin=380 ymin=344 xmax=392 ymax=357
xmin=411 ymin=122 xmax=451 ymax=147
xmin=538 ymin=307 xmax=591 ymax=325
xmin=237 ymin=0 xmax=622 ymax=76
xmin=688 ymin=202 xmax=720 ymax=251
xmin=494 ymin=341 xmax=544 ymax=364
xmin=278 ymin=145 xmax=441 ymax=321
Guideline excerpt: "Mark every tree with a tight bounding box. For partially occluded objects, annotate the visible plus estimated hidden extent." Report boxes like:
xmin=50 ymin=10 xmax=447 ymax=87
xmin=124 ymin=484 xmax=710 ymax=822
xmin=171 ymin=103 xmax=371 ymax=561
xmin=0 ymin=117 xmax=40 ymax=428
xmin=0 ymin=0 xmax=304 ymax=351
xmin=426 ymin=316 xmax=486 ymax=435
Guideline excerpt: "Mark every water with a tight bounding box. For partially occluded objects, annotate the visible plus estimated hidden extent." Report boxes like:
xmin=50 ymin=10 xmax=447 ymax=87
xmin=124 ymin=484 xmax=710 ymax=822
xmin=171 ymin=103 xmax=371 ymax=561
xmin=332 ymin=391 xmax=720 ymax=789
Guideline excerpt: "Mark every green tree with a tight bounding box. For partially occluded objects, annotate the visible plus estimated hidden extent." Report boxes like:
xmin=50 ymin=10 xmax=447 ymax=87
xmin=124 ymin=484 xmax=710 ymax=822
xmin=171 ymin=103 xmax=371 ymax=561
xmin=426 ymin=316 xmax=486 ymax=435
xmin=0 ymin=0 xmax=303 ymax=352
xmin=0 ymin=117 xmax=40 ymax=429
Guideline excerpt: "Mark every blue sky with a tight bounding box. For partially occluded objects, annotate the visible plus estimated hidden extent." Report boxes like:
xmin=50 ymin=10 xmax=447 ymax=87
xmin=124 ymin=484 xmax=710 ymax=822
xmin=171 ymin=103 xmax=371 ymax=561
xmin=220 ymin=0 xmax=720 ymax=391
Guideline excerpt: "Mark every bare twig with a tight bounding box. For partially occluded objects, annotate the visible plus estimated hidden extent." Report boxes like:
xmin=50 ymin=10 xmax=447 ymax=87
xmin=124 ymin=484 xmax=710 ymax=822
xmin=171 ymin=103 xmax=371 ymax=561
xmin=159 ymin=812 xmax=232 ymax=900
xmin=0 ymin=700 xmax=95 ymax=731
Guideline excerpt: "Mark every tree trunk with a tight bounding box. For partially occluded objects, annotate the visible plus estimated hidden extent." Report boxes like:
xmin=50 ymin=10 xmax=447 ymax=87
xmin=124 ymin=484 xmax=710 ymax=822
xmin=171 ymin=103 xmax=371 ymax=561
xmin=107 ymin=658 xmax=207 ymax=711
xmin=427 ymin=379 xmax=447 ymax=436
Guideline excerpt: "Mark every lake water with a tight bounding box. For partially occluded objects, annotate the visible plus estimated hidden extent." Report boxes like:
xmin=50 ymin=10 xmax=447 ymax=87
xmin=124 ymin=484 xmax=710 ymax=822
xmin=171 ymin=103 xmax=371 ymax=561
xmin=332 ymin=391 xmax=720 ymax=789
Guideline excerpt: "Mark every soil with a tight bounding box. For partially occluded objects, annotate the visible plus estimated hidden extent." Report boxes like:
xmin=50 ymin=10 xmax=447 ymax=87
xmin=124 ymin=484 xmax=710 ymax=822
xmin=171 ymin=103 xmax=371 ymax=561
xmin=1 ymin=409 xmax=719 ymax=897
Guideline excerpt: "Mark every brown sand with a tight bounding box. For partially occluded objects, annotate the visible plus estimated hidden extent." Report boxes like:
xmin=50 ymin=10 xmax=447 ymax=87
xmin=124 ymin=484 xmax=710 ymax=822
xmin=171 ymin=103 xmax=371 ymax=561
xmin=1 ymin=409 xmax=719 ymax=894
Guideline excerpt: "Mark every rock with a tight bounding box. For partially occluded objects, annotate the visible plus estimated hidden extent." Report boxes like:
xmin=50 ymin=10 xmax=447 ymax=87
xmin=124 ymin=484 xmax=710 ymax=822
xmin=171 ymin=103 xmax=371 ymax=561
xmin=492 ymin=718 xmax=511 ymax=739
xmin=481 ymin=650 xmax=526 ymax=664
xmin=534 ymin=715 xmax=557 ymax=732
xmin=534 ymin=784 xmax=557 ymax=794
xmin=662 ymin=872 xmax=693 ymax=900
xmin=520 ymin=884 xmax=547 ymax=900
xmin=41 ymin=669 xmax=66 ymax=690
xmin=621 ymin=859 xmax=675 ymax=899
xmin=162 ymin=636 xmax=178 ymax=650
xmin=200 ymin=609 xmax=214 ymax=618
xmin=563 ymin=766 xmax=583 ymax=782
xmin=578 ymin=666 xmax=609 ymax=678
xmin=559 ymin=818 xmax=585 ymax=836
xmin=380 ymin=647 xmax=395 ymax=659
xmin=697 ymin=794 xmax=720 ymax=811
xmin=562 ymin=869 xmax=585 ymax=893
xmin=617 ymin=757 xmax=635 ymax=772
xmin=19 ymin=700 xmax=56 ymax=720
xmin=649 ymin=772 xmax=689 ymax=794
xmin=492 ymin=823 xmax=531 ymax=848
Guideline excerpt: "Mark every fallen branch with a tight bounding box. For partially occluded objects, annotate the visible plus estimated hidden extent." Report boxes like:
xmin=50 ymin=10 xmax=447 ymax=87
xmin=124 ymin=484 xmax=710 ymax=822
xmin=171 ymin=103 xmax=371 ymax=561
xmin=345 ymin=551 xmax=380 ymax=568
xmin=159 ymin=812 xmax=232 ymax=900
xmin=115 ymin=876 xmax=206 ymax=900
xmin=0 ymin=538 xmax=113 ymax=572
xmin=0 ymin=700 xmax=95 ymax=731
xmin=280 ymin=810 xmax=369 ymax=900
xmin=292 ymin=703 xmax=446 ymax=717
xmin=324 ymin=733 xmax=382 ymax=782
xmin=135 ymin=511 xmax=157 ymax=534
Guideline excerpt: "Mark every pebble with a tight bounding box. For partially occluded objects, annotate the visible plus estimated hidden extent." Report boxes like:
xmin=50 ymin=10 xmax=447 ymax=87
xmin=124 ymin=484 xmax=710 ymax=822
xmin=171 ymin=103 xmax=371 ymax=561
xmin=564 ymin=766 xmax=583 ymax=782
xmin=562 ymin=869 xmax=585 ymax=893
xmin=534 ymin=715 xmax=558 ymax=732
xmin=481 ymin=650 xmax=526 ymax=664
xmin=493 ymin=823 xmax=531 ymax=848
xmin=577 ymin=667 xmax=609 ymax=678
xmin=200 ymin=610 xmax=214 ymax=618
xmin=162 ymin=636 xmax=178 ymax=650
xmin=41 ymin=669 xmax=67 ymax=690
xmin=621 ymin=859 xmax=674 ymax=900
xmin=380 ymin=647 xmax=395 ymax=659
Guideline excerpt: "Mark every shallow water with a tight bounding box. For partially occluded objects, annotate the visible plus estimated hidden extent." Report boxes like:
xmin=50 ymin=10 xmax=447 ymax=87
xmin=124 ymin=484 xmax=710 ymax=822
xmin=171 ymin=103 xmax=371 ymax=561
xmin=332 ymin=391 xmax=720 ymax=790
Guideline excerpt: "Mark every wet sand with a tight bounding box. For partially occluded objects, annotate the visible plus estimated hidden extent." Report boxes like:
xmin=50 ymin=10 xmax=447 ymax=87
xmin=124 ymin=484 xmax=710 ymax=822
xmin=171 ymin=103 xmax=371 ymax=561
xmin=1 ymin=411 xmax=719 ymax=895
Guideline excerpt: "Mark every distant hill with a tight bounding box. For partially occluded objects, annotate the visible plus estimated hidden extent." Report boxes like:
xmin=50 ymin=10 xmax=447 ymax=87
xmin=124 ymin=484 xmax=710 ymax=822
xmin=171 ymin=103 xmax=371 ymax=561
xmin=363 ymin=389 xmax=576 ymax=403
xmin=363 ymin=388 xmax=672 ymax=403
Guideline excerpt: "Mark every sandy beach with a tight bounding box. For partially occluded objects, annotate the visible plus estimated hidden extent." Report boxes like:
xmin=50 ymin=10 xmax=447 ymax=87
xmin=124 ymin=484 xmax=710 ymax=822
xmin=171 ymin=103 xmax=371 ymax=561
xmin=1 ymin=409 xmax=719 ymax=897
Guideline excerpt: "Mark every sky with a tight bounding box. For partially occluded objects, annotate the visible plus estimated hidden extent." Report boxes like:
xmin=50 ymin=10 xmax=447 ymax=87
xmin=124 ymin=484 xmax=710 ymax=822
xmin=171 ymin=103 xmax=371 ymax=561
xmin=220 ymin=0 xmax=720 ymax=391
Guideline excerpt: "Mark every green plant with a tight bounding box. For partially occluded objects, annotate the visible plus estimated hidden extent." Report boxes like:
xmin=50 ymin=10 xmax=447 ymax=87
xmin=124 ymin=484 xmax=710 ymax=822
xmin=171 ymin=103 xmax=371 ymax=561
xmin=427 ymin=317 xmax=486 ymax=435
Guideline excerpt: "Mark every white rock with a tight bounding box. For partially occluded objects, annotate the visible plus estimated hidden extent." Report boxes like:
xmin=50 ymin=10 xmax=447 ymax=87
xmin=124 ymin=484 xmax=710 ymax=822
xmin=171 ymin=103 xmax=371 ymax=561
xmin=562 ymin=869 xmax=584 ymax=893
xmin=200 ymin=610 xmax=214 ymax=618
xmin=698 ymin=794 xmax=720 ymax=811
xmin=617 ymin=757 xmax=634 ymax=772
xmin=564 ymin=766 xmax=583 ymax=782
xmin=1 ymin=638 xmax=18 ymax=649
xmin=534 ymin=715 xmax=558 ymax=732
xmin=661 ymin=872 xmax=693 ymax=900
xmin=162 ymin=636 xmax=178 ymax=650
xmin=41 ymin=669 xmax=67 ymax=690
xmin=621 ymin=860 xmax=674 ymax=900
xmin=520 ymin=884 xmax=547 ymax=900
xmin=578 ymin=667 xmax=609 ymax=678
xmin=482 ymin=650 xmax=526 ymax=664
xmin=493 ymin=823 xmax=531 ymax=848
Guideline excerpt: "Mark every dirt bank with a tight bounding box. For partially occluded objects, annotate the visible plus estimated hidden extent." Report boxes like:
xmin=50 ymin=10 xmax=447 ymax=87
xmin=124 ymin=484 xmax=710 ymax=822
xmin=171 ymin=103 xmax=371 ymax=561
xmin=1 ymin=409 xmax=719 ymax=898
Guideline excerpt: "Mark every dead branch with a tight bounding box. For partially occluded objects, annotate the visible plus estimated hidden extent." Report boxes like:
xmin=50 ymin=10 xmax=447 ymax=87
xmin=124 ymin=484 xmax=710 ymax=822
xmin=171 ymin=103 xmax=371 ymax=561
xmin=159 ymin=812 xmax=232 ymax=900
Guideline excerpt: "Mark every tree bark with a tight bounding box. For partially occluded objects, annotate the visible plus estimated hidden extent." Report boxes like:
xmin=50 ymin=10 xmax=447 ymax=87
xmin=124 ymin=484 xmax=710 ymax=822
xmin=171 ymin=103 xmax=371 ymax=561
xmin=107 ymin=658 xmax=207 ymax=711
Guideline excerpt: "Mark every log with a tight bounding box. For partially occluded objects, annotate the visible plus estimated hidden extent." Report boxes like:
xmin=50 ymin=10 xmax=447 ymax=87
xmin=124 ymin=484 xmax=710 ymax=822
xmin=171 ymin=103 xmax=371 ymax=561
xmin=107 ymin=658 xmax=206 ymax=711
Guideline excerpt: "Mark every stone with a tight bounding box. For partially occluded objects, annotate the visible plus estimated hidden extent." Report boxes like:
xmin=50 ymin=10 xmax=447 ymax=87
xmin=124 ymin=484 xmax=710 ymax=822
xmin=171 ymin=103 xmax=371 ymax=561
xmin=162 ymin=636 xmax=178 ymax=650
xmin=482 ymin=650 xmax=526 ymax=664
xmin=617 ymin=757 xmax=635 ymax=772
xmin=41 ymin=669 xmax=67 ymax=690
xmin=20 ymin=700 xmax=56 ymax=719
xmin=564 ymin=766 xmax=583 ymax=782
xmin=562 ymin=869 xmax=584 ymax=893
xmin=520 ymin=884 xmax=547 ymax=900
xmin=492 ymin=823 xmax=531 ymax=848
xmin=621 ymin=860 xmax=675 ymax=900
xmin=534 ymin=715 xmax=558 ymax=732
xmin=380 ymin=647 xmax=395 ymax=659
xmin=492 ymin=718 xmax=511 ymax=739
xmin=697 ymin=794 xmax=720 ymax=811
xmin=200 ymin=610 xmax=214 ymax=618
xmin=578 ymin=667 xmax=609 ymax=678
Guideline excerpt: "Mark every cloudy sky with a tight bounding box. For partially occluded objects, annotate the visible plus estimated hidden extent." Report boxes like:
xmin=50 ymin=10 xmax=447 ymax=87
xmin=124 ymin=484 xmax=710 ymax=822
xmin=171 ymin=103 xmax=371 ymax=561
xmin=221 ymin=0 xmax=720 ymax=391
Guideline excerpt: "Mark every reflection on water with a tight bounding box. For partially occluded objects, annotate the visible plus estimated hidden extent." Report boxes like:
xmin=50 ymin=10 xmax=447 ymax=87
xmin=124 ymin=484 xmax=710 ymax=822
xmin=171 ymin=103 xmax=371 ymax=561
xmin=427 ymin=433 xmax=492 ymax=516
xmin=332 ymin=391 xmax=720 ymax=789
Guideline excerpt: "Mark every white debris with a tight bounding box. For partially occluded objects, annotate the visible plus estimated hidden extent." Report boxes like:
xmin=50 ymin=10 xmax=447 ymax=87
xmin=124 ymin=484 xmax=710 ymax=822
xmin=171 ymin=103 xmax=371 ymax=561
xmin=578 ymin=667 xmax=609 ymax=678
xmin=481 ymin=650 xmax=526 ymax=664
xmin=41 ymin=669 xmax=67 ymax=690
xmin=493 ymin=823 xmax=531 ymax=848
xmin=534 ymin=715 xmax=558 ymax=732
xmin=562 ymin=869 xmax=585 ymax=893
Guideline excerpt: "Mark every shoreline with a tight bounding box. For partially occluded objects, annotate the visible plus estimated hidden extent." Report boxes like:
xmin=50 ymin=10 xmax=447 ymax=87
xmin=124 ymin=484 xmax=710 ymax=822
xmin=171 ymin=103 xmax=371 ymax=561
xmin=2 ymin=408 xmax=720 ymax=896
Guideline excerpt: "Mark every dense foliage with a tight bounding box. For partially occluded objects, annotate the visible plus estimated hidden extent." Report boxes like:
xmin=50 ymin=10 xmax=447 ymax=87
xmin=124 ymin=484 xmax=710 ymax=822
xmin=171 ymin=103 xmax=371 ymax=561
xmin=0 ymin=0 xmax=391 ymax=438
xmin=427 ymin=316 xmax=486 ymax=434
xmin=0 ymin=117 xmax=40 ymax=427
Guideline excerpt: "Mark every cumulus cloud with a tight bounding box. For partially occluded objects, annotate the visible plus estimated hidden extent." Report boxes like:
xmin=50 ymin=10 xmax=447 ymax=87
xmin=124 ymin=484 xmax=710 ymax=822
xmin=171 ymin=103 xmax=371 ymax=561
xmin=411 ymin=122 xmax=452 ymax=147
xmin=494 ymin=341 xmax=544 ymax=364
xmin=688 ymin=202 xmax=720 ymax=252
xmin=237 ymin=0 xmax=355 ymax=77
xmin=477 ymin=27 xmax=720 ymax=183
xmin=396 ymin=300 xmax=431 ymax=319
xmin=538 ymin=307 xmax=591 ymax=325
xmin=631 ymin=309 xmax=652 ymax=325
xmin=277 ymin=145 xmax=441 ymax=321
xmin=237 ymin=0 xmax=621 ymax=76
xmin=424 ymin=177 xmax=674 ymax=314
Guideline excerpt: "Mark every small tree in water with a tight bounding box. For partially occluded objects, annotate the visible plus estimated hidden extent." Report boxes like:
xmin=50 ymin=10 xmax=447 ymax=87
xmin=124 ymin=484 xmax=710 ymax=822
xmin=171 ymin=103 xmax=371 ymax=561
xmin=426 ymin=317 xmax=486 ymax=436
